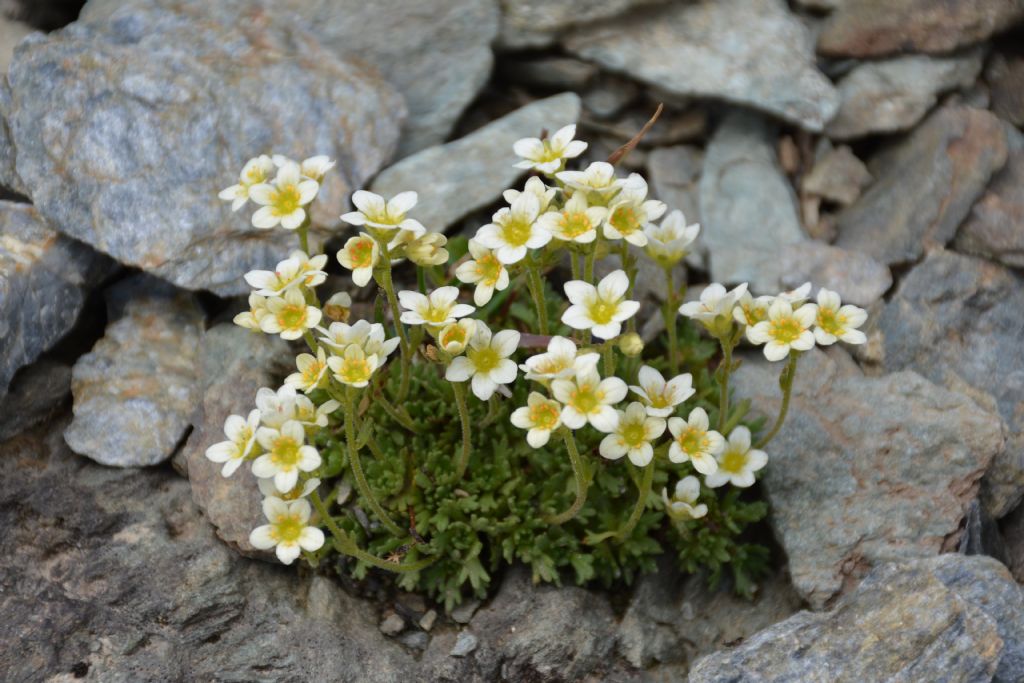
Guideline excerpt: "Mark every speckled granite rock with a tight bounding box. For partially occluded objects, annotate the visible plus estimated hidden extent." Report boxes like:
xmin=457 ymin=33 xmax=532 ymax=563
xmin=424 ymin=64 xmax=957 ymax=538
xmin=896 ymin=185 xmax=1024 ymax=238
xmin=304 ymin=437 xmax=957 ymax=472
xmin=5 ymin=0 xmax=403 ymax=294
xmin=690 ymin=554 xmax=1024 ymax=683
xmin=732 ymin=348 xmax=1004 ymax=608
xmin=0 ymin=200 xmax=111 ymax=397
xmin=64 ymin=276 xmax=203 ymax=467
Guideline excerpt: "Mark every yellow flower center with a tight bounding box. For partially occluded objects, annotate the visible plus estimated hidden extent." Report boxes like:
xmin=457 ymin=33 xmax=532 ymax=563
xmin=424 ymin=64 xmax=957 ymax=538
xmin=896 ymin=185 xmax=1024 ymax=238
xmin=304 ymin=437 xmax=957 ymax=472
xmin=350 ymin=240 xmax=375 ymax=268
xmin=475 ymin=254 xmax=503 ymax=286
xmin=537 ymin=141 xmax=562 ymax=163
xmin=610 ymin=205 xmax=641 ymax=235
xmin=423 ymin=305 xmax=452 ymax=325
xmin=768 ymin=316 xmax=803 ymax=344
xmin=468 ymin=346 xmax=500 ymax=373
xmin=676 ymin=427 xmax=708 ymax=455
xmin=816 ymin=307 xmax=846 ymax=336
xmin=339 ymin=359 xmax=372 ymax=384
xmin=302 ymin=361 xmax=325 ymax=386
xmin=271 ymin=513 xmax=304 ymax=542
xmin=500 ymin=216 xmax=534 ymax=247
xmin=741 ymin=304 xmax=768 ymax=326
xmin=271 ymin=184 xmax=301 ymax=216
xmin=440 ymin=326 xmax=468 ymax=349
xmin=647 ymin=390 xmax=670 ymax=409
xmin=621 ymin=421 xmax=647 ymax=447
xmin=271 ymin=437 xmax=301 ymax=468
xmin=719 ymin=447 xmax=747 ymax=474
xmin=558 ymin=211 xmax=593 ymax=239
xmin=278 ymin=303 xmax=308 ymax=331
xmin=529 ymin=402 xmax=560 ymax=430
xmin=569 ymin=384 xmax=603 ymax=414
xmin=587 ymin=300 xmax=617 ymax=325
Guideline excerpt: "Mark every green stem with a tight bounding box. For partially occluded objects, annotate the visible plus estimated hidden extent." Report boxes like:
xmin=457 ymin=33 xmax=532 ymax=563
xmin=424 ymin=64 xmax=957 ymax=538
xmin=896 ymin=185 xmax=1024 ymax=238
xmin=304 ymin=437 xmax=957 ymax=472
xmin=373 ymin=237 xmax=411 ymax=401
xmin=602 ymin=341 xmax=615 ymax=377
xmin=545 ymin=430 xmax=589 ymax=525
xmin=303 ymin=329 xmax=320 ymax=355
xmin=569 ymin=250 xmax=581 ymax=280
xmin=717 ymin=339 xmax=734 ymax=432
xmin=755 ymin=352 xmax=799 ymax=449
xmin=452 ymin=381 xmax=473 ymax=480
xmin=616 ymin=462 xmax=654 ymax=541
xmin=584 ymin=236 xmax=599 ymax=284
xmin=298 ymin=223 xmax=310 ymax=254
xmin=525 ymin=253 xmax=550 ymax=336
xmin=344 ymin=388 xmax=405 ymax=537
xmin=375 ymin=391 xmax=421 ymax=433
xmin=663 ymin=266 xmax=679 ymax=375
xmin=417 ymin=265 xmax=427 ymax=294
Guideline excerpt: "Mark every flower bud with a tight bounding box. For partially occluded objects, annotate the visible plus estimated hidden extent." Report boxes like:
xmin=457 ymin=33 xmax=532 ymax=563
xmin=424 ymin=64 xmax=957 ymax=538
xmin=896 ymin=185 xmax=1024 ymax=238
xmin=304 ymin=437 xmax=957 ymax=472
xmin=618 ymin=332 xmax=644 ymax=357
xmin=323 ymin=292 xmax=352 ymax=322
xmin=406 ymin=232 xmax=449 ymax=266
xmin=438 ymin=319 xmax=476 ymax=355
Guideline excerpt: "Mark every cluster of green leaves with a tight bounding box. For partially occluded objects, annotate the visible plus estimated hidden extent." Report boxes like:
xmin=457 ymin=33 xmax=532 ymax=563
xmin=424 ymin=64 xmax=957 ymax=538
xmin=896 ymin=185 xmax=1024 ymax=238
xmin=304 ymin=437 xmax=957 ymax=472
xmin=312 ymin=307 xmax=772 ymax=609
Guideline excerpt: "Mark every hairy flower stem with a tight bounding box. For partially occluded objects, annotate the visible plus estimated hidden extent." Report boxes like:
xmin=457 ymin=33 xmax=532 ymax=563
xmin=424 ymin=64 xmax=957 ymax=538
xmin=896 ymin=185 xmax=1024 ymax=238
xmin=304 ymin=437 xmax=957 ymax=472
xmin=344 ymin=388 xmax=405 ymax=537
xmin=525 ymin=254 xmax=549 ymax=335
xmin=373 ymin=237 xmax=412 ymax=401
xmin=584 ymin=237 xmax=599 ymax=284
xmin=297 ymin=220 xmax=310 ymax=254
xmin=717 ymin=338 xmax=734 ymax=432
xmin=545 ymin=430 xmax=589 ymax=525
xmin=663 ymin=266 xmax=679 ymax=375
xmin=570 ymin=251 xmax=581 ymax=280
xmin=616 ymin=462 xmax=654 ymax=540
xmin=452 ymin=381 xmax=473 ymax=480
xmin=375 ymin=392 xmax=421 ymax=433
xmin=756 ymin=352 xmax=799 ymax=449
xmin=602 ymin=341 xmax=616 ymax=377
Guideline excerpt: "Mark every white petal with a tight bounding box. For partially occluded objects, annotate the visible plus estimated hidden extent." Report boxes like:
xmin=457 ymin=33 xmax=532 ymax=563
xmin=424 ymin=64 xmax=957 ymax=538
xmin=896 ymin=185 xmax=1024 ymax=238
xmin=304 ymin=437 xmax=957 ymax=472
xmin=446 ymin=356 xmax=474 ymax=382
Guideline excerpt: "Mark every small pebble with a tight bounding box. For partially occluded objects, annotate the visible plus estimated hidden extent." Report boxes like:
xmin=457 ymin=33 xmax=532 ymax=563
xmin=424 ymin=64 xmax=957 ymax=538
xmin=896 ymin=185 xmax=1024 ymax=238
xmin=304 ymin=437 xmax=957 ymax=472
xmin=398 ymin=631 xmax=429 ymax=651
xmin=450 ymin=599 xmax=480 ymax=624
xmin=419 ymin=609 xmax=438 ymax=631
xmin=450 ymin=631 xmax=479 ymax=657
xmin=379 ymin=612 xmax=405 ymax=636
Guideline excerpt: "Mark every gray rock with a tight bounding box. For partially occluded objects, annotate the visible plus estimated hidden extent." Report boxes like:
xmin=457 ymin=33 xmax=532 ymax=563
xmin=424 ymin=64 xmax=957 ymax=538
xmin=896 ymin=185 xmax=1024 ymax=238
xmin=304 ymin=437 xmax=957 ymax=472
xmin=371 ymin=93 xmax=581 ymax=233
xmin=7 ymin=0 xmax=403 ymax=295
xmin=499 ymin=56 xmax=599 ymax=91
xmin=689 ymin=555 xmax=1024 ymax=683
xmin=699 ymin=111 xmax=805 ymax=283
xmin=181 ymin=323 xmax=292 ymax=554
xmin=826 ymin=50 xmax=984 ymax=140
xmin=0 ymin=200 xmax=111 ymax=396
xmin=748 ymin=241 xmax=892 ymax=307
xmin=987 ymin=52 xmax=1024 ymax=127
xmin=419 ymin=609 xmax=438 ymax=632
xmin=380 ymin=612 xmax=406 ymax=637
xmin=0 ymin=14 xmax=31 ymax=73
xmin=0 ymin=359 xmax=71 ymax=441
xmin=1004 ymin=504 xmax=1024 ymax=583
xmin=647 ymin=144 xmax=705 ymax=269
xmin=801 ymin=143 xmax=872 ymax=206
xmin=617 ymin=559 xmax=802 ymax=669
xmin=498 ymin=0 xmax=667 ymax=49
xmin=450 ymin=599 xmax=480 ymax=624
xmin=818 ymin=0 xmax=1024 ymax=57
xmin=0 ymin=418 xmax=416 ymax=682
xmin=582 ymin=75 xmax=640 ymax=119
xmin=64 ymin=276 xmax=204 ymax=467
xmin=835 ymin=106 xmax=1008 ymax=266
xmin=732 ymin=348 xmax=1004 ymax=608
xmin=450 ymin=631 xmax=479 ymax=657
xmin=877 ymin=250 xmax=1024 ymax=518
xmin=955 ymin=123 xmax=1024 ymax=269
xmin=564 ymin=0 xmax=839 ymax=131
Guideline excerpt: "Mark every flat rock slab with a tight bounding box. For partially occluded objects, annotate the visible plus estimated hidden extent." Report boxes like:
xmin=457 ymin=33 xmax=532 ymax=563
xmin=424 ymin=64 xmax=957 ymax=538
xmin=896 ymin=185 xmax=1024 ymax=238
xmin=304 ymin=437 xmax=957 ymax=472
xmin=699 ymin=110 xmax=805 ymax=283
xmin=371 ymin=93 xmax=581 ymax=233
xmin=182 ymin=324 xmax=292 ymax=554
xmin=564 ymin=0 xmax=839 ymax=131
xmin=956 ymin=123 xmax=1024 ymax=269
xmin=690 ymin=554 xmax=1024 ymax=683
xmin=732 ymin=348 xmax=1004 ymax=608
xmin=0 ymin=200 xmax=111 ymax=396
xmin=817 ymin=0 xmax=1024 ymax=57
xmin=835 ymin=106 xmax=1008 ymax=266
xmin=6 ymin=0 xmax=404 ymax=295
xmin=64 ymin=276 xmax=203 ymax=467
xmin=878 ymin=249 xmax=1024 ymax=517
xmin=499 ymin=0 xmax=668 ymax=48
xmin=826 ymin=50 xmax=984 ymax=140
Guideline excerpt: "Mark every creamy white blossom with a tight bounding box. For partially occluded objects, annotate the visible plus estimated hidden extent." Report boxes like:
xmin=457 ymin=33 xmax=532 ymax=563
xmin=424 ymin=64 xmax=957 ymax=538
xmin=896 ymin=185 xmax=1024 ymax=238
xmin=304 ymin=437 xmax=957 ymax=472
xmin=562 ymin=270 xmax=640 ymax=340
xmin=284 ymin=347 xmax=329 ymax=393
xmin=445 ymin=323 xmax=520 ymax=400
xmin=777 ymin=282 xmax=812 ymax=306
xmin=704 ymin=426 xmax=767 ymax=489
xmin=667 ymin=407 xmax=724 ymax=474
xmin=398 ymin=286 xmax=475 ymax=327
xmin=318 ymin=320 xmax=400 ymax=361
xmin=503 ymin=176 xmax=556 ymax=214
xmin=219 ymin=155 xmax=275 ymax=211
xmin=249 ymin=497 xmax=325 ymax=565
xmin=474 ymin=193 xmax=549 ymax=265
xmin=253 ymin=420 xmax=321 ymax=493
xmin=336 ymin=233 xmax=379 ymax=287
xmin=259 ymin=288 xmax=323 ymax=340
xmin=512 ymin=124 xmax=587 ymax=174
xmin=732 ymin=291 xmax=774 ymax=329
xmin=644 ymin=210 xmax=700 ymax=267
xmin=205 ymin=409 xmax=261 ymax=477
xmin=599 ymin=401 xmax=666 ymax=466
xmin=258 ymin=476 xmax=321 ymax=501
xmin=249 ymin=161 xmax=319 ymax=230
xmin=437 ymin=319 xmax=476 ymax=355
xmin=322 ymin=291 xmax=353 ymax=322
xmin=520 ymin=335 xmax=599 ymax=381
xmin=256 ymin=385 xmax=300 ymax=428
xmin=551 ymin=368 xmax=627 ymax=433
xmin=510 ymin=391 xmax=563 ymax=448
xmin=391 ymin=230 xmax=448 ymax=266
xmin=662 ymin=476 xmax=708 ymax=520
xmin=813 ymin=288 xmax=867 ymax=346
xmin=327 ymin=344 xmax=380 ymax=388
xmin=245 ymin=251 xmax=328 ymax=296
xmin=234 ymin=292 xmax=270 ymax=331
xmin=455 ymin=239 xmax=510 ymax=306
xmin=679 ymin=282 xmax=748 ymax=337
xmin=629 ymin=366 xmax=695 ymax=417
xmin=746 ymin=299 xmax=817 ymax=361
xmin=294 ymin=395 xmax=340 ymax=429
xmin=535 ymin=192 xmax=607 ymax=244
xmin=340 ymin=190 xmax=426 ymax=235
xmin=556 ymin=161 xmax=625 ymax=195
xmin=602 ymin=174 xmax=666 ymax=247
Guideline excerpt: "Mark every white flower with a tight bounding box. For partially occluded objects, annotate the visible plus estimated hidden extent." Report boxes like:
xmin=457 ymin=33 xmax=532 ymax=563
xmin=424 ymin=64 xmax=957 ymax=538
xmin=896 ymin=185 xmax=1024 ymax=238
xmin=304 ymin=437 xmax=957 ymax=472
xmin=299 ymin=155 xmax=335 ymax=182
xmin=561 ymin=270 xmax=640 ymax=340
xmin=323 ymin=291 xmax=353 ymax=322
xmin=474 ymin=193 xmax=549 ymax=265
xmin=249 ymin=161 xmax=320 ymax=230
xmin=249 ymin=497 xmax=325 ymax=565
xmin=340 ymin=190 xmax=426 ymax=236
xmin=445 ymin=323 xmax=520 ymax=400
xmin=259 ymin=288 xmax=323 ymax=341
xmin=204 ymin=409 xmax=260 ymax=477
xmin=510 ymin=391 xmax=563 ymax=448
xmin=285 ymin=347 xmax=329 ymax=393
xmin=813 ymin=288 xmax=867 ymax=346
xmin=732 ymin=291 xmax=774 ymax=328
xmin=629 ymin=366 xmax=695 ymax=417
xmin=255 ymin=385 xmax=299 ymax=429
xmin=535 ymin=192 xmax=607 ymax=244
xmin=503 ymin=176 xmax=556 ymax=214
xmin=679 ymin=282 xmax=748 ymax=337
xmin=437 ymin=319 xmax=476 ymax=355
xmin=667 ymin=407 xmax=724 ymax=474
xmin=258 ymin=476 xmax=320 ymax=501
xmin=644 ymin=210 xmax=700 ymax=267
xmin=599 ymin=401 xmax=666 ymax=466
xmin=512 ymin=124 xmax=587 ymax=174
xmin=244 ymin=251 xmax=328 ymax=296
xmin=777 ymin=282 xmax=812 ymax=307
xmin=398 ymin=286 xmax=476 ymax=327
xmin=294 ymin=395 xmax=340 ymax=429
xmin=336 ymin=233 xmax=379 ymax=287
xmin=746 ymin=299 xmax=817 ymax=361
xmin=556 ymin=161 xmax=625 ymax=195
xmin=252 ymin=420 xmax=321 ymax=493
xmin=234 ymin=292 xmax=270 ymax=331
xmin=662 ymin=476 xmax=708 ymax=521
xmin=219 ymin=155 xmax=275 ymax=211
xmin=520 ymin=335 xmax=599 ymax=381
xmin=327 ymin=344 xmax=380 ymax=388
xmin=390 ymin=230 xmax=448 ymax=266
xmin=551 ymin=368 xmax=627 ymax=432
xmin=602 ymin=175 xmax=666 ymax=247
xmin=704 ymin=426 xmax=767 ymax=489
xmin=455 ymin=239 xmax=510 ymax=306
xmin=318 ymin=320 xmax=400 ymax=361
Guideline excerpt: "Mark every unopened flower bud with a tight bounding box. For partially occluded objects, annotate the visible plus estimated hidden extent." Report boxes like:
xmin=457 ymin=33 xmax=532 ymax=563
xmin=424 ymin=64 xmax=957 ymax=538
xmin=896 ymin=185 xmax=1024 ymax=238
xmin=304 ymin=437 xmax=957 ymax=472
xmin=619 ymin=332 xmax=644 ymax=357
xmin=323 ymin=291 xmax=352 ymax=322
